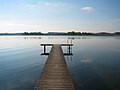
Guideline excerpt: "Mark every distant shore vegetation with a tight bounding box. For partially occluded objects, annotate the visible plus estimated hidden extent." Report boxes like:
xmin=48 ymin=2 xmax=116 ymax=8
xmin=0 ymin=31 xmax=120 ymax=36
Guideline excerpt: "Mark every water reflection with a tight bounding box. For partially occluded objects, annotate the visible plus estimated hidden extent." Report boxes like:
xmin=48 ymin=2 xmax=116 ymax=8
xmin=80 ymin=57 xmax=94 ymax=64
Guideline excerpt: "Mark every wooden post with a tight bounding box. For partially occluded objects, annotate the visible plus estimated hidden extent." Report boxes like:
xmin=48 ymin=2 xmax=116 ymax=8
xmin=44 ymin=45 xmax=46 ymax=54
xmin=68 ymin=45 xmax=71 ymax=54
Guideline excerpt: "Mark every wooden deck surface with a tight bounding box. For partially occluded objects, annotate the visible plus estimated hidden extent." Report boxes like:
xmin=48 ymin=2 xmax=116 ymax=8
xmin=34 ymin=44 xmax=74 ymax=90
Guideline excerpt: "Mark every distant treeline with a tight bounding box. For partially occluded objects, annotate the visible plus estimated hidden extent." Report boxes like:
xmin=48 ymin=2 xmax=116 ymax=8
xmin=22 ymin=32 xmax=44 ymax=35
xmin=66 ymin=31 xmax=120 ymax=36
xmin=0 ymin=31 xmax=120 ymax=36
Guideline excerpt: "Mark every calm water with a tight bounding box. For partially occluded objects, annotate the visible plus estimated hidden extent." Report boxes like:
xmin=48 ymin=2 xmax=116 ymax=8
xmin=0 ymin=36 xmax=120 ymax=90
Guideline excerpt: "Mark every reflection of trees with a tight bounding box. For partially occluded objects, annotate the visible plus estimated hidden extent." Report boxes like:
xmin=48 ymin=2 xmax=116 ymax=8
xmin=24 ymin=37 xmax=41 ymax=39
xmin=68 ymin=37 xmax=90 ymax=39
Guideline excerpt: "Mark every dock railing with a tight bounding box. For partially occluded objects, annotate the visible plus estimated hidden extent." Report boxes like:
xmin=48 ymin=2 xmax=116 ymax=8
xmin=41 ymin=44 xmax=73 ymax=55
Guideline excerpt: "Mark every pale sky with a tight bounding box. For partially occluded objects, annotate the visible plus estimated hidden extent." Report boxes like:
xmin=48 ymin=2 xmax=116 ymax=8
xmin=0 ymin=0 xmax=120 ymax=33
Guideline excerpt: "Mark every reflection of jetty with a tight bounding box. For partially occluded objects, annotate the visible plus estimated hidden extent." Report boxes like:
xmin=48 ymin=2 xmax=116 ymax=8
xmin=41 ymin=44 xmax=73 ymax=55
xmin=34 ymin=44 xmax=74 ymax=90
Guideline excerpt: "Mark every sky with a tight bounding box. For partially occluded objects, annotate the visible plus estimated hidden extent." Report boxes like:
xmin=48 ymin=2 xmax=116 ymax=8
xmin=0 ymin=0 xmax=120 ymax=33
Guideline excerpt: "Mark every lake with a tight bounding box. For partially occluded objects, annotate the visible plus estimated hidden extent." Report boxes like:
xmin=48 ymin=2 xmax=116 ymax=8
xmin=0 ymin=36 xmax=120 ymax=90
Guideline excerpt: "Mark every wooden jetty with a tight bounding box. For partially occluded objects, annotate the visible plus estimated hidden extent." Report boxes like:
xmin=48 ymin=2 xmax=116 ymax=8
xmin=34 ymin=44 xmax=74 ymax=90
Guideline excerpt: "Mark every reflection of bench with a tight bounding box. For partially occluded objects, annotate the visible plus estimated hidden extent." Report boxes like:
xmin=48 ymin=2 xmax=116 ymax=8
xmin=35 ymin=44 xmax=74 ymax=90
xmin=41 ymin=44 xmax=73 ymax=55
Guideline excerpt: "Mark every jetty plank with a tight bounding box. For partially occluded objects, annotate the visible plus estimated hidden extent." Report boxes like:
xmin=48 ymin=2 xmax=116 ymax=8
xmin=35 ymin=44 xmax=74 ymax=90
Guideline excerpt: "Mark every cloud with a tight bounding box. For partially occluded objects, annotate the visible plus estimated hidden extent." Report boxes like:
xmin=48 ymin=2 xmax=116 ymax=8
xmin=22 ymin=4 xmax=38 ymax=9
xmin=111 ymin=18 xmax=120 ymax=23
xmin=43 ymin=2 xmax=58 ymax=7
xmin=81 ymin=6 xmax=93 ymax=12
xmin=0 ymin=21 xmax=44 ymax=33
xmin=19 ymin=1 xmax=77 ymax=10
xmin=19 ymin=2 xmax=62 ymax=10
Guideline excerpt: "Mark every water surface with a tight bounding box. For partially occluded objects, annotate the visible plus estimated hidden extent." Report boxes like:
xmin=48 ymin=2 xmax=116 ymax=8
xmin=0 ymin=36 xmax=120 ymax=90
